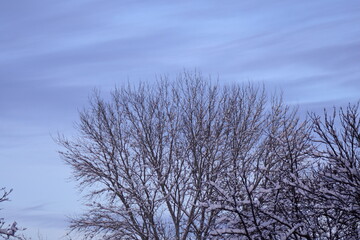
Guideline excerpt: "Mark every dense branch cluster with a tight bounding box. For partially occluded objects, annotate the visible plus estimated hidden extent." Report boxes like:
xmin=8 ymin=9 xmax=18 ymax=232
xmin=58 ymin=73 xmax=360 ymax=239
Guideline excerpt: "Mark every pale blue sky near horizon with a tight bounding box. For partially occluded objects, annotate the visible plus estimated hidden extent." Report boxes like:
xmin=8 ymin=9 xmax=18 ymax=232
xmin=1 ymin=0 xmax=360 ymax=239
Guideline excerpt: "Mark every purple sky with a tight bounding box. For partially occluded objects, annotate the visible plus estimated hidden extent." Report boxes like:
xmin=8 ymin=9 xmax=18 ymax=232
xmin=1 ymin=0 xmax=360 ymax=238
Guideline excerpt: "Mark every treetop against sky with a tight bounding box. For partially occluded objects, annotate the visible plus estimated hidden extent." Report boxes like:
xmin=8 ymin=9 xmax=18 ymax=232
xmin=1 ymin=1 xmax=360 ymax=239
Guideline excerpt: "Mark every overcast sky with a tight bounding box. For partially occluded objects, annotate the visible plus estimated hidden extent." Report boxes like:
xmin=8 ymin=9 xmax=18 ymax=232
xmin=1 ymin=0 xmax=360 ymax=239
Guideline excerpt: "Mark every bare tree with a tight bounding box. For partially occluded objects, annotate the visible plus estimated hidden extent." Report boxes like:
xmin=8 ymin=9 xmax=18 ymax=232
xmin=58 ymin=73 xmax=234 ymax=239
xmin=310 ymin=103 xmax=360 ymax=239
xmin=204 ymin=94 xmax=315 ymax=239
